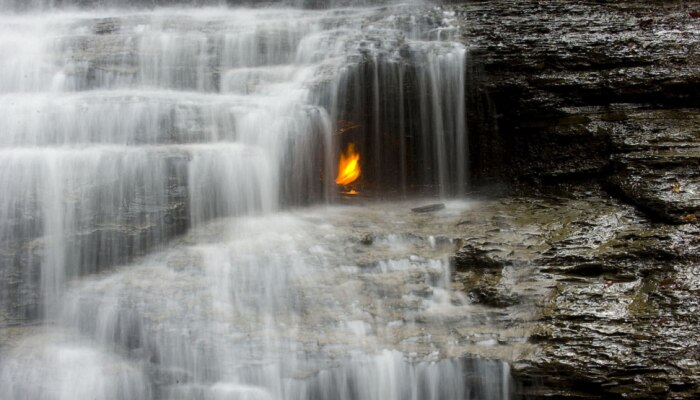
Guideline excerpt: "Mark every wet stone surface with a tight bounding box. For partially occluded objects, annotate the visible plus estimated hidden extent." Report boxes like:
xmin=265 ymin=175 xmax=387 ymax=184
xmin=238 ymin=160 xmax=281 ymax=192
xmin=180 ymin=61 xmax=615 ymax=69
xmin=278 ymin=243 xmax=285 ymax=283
xmin=452 ymin=184 xmax=700 ymax=399
xmin=606 ymin=109 xmax=700 ymax=223
xmin=444 ymin=4 xmax=700 ymax=394
xmin=1 ymin=185 xmax=698 ymax=398
xmin=452 ymin=0 xmax=700 ymax=225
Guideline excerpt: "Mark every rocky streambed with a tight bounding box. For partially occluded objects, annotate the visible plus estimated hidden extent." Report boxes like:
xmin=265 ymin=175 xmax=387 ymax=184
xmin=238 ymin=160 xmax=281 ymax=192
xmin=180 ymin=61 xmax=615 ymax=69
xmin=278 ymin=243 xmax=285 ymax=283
xmin=1 ymin=185 xmax=698 ymax=398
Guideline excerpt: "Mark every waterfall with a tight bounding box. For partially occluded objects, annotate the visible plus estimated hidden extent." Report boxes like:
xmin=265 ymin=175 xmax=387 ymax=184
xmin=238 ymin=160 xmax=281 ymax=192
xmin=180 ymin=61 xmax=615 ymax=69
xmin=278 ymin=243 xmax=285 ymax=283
xmin=0 ymin=2 xmax=505 ymax=399
xmin=0 ymin=7 xmax=339 ymax=317
xmin=327 ymin=39 xmax=468 ymax=195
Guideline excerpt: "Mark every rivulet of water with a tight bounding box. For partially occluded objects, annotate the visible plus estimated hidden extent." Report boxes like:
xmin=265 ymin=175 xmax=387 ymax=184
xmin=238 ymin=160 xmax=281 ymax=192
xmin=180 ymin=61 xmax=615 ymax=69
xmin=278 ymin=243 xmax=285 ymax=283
xmin=0 ymin=2 xmax=507 ymax=399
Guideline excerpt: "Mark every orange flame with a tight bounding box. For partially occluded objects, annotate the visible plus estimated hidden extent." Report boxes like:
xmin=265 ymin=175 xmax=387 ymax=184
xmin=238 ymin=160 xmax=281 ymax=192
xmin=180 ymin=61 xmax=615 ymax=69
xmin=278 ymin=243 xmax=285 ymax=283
xmin=335 ymin=143 xmax=361 ymax=186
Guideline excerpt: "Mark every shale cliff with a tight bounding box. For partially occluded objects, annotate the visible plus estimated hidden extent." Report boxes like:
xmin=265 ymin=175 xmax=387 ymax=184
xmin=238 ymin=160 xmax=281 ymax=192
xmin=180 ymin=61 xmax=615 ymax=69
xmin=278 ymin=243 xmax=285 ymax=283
xmin=452 ymin=1 xmax=700 ymax=398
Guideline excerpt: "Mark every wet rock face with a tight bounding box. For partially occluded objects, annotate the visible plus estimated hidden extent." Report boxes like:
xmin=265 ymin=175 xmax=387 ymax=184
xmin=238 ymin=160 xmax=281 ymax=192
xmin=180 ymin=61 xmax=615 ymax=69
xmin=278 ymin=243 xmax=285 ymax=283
xmin=606 ymin=109 xmax=700 ymax=223
xmin=450 ymin=1 xmax=700 ymax=395
xmin=455 ymin=0 xmax=700 ymax=223
xmin=451 ymin=185 xmax=700 ymax=399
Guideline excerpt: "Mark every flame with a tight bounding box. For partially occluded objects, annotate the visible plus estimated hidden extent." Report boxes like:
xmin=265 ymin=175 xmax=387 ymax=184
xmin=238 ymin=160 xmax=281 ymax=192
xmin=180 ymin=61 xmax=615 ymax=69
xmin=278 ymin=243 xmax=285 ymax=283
xmin=335 ymin=143 xmax=361 ymax=186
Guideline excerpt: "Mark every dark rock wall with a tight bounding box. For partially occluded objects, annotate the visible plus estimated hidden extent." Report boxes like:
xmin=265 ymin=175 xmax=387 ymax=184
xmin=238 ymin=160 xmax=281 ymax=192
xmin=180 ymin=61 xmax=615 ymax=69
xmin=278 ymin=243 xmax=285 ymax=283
xmin=451 ymin=1 xmax=700 ymax=398
xmin=457 ymin=0 xmax=700 ymax=222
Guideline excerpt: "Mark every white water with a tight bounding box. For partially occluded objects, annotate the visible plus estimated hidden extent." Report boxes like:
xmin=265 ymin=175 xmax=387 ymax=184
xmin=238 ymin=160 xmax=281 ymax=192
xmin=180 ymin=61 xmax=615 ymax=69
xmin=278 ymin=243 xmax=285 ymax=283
xmin=0 ymin=2 xmax=501 ymax=399
xmin=2 ymin=203 xmax=513 ymax=400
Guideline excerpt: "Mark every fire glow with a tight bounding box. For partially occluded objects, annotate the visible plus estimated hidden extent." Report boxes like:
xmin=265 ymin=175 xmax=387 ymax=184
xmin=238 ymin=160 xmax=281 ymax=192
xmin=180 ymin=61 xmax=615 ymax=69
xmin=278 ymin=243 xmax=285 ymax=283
xmin=335 ymin=143 xmax=361 ymax=186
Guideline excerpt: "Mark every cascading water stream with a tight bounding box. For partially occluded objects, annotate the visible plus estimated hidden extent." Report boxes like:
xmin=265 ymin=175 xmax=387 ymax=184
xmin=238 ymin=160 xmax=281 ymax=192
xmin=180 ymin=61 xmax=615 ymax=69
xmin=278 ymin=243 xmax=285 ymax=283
xmin=0 ymin=1 xmax=509 ymax=399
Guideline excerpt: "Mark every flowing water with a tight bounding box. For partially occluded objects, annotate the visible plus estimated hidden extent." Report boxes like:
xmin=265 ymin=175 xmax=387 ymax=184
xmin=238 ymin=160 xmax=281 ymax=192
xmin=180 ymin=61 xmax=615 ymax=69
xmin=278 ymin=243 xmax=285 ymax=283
xmin=0 ymin=1 xmax=510 ymax=399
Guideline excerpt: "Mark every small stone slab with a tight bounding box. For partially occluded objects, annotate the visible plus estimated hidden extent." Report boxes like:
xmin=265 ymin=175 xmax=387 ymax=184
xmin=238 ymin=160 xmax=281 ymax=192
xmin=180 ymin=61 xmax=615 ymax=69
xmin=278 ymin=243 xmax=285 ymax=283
xmin=411 ymin=203 xmax=445 ymax=213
